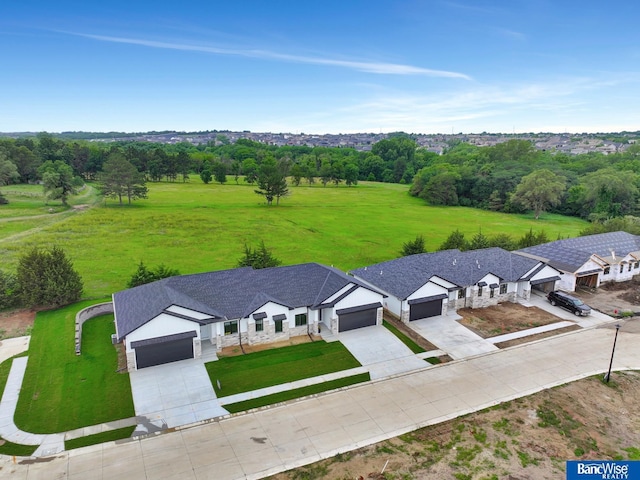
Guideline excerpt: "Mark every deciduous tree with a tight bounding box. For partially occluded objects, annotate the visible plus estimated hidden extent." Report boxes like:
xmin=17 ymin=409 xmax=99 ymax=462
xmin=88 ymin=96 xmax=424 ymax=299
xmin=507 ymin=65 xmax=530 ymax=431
xmin=510 ymin=169 xmax=566 ymax=219
xmin=38 ymin=160 xmax=77 ymax=206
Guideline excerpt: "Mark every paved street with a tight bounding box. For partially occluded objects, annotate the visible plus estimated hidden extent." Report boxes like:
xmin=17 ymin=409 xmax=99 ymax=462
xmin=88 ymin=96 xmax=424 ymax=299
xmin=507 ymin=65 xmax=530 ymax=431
xmin=2 ymin=321 xmax=638 ymax=480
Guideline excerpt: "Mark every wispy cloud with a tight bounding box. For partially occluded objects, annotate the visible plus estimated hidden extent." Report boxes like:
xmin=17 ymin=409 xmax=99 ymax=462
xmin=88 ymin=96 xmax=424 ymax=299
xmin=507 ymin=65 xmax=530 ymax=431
xmin=64 ymin=31 xmax=472 ymax=80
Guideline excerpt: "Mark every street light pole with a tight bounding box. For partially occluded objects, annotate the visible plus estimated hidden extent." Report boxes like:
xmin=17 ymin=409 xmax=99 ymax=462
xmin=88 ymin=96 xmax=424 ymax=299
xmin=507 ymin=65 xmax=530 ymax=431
xmin=604 ymin=324 xmax=621 ymax=383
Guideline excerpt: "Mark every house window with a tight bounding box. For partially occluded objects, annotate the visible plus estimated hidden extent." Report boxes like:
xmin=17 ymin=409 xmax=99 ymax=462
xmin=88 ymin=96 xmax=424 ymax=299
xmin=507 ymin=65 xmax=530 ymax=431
xmin=620 ymin=264 xmax=624 ymax=273
xmin=295 ymin=313 xmax=307 ymax=326
xmin=255 ymin=318 xmax=263 ymax=332
xmin=629 ymin=263 xmax=633 ymax=272
xmin=500 ymin=284 xmax=507 ymax=295
xmin=489 ymin=288 xmax=495 ymax=298
xmin=635 ymin=262 xmax=639 ymax=269
xmin=224 ymin=320 xmax=238 ymax=335
xmin=477 ymin=287 xmax=483 ymax=297
xmin=604 ymin=266 xmax=611 ymax=275
xmin=457 ymin=289 xmax=466 ymax=299
xmin=275 ymin=319 xmax=283 ymax=333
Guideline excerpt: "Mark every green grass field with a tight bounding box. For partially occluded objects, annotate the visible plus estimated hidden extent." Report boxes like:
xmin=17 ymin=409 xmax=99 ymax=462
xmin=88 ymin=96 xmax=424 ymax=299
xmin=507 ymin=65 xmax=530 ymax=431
xmin=207 ymin=341 xmax=362 ymax=397
xmin=14 ymin=302 xmax=134 ymax=433
xmin=0 ymin=180 xmax=588 ymax=298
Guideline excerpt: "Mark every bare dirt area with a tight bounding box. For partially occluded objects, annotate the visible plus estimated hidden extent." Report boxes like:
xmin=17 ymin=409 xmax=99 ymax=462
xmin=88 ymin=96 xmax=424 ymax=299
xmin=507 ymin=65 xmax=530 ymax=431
xmin=269 ymin=372 xmax=640 ymax=480
xmin=574 ymin=277 xmax=640 ymax=316
xmin=494 ymin=325 xmax=582 ymax=348
xmin=0 ymin=309 xmax=35 ymax=340
xmin=458 ymin=303 xmax=569 ymax=338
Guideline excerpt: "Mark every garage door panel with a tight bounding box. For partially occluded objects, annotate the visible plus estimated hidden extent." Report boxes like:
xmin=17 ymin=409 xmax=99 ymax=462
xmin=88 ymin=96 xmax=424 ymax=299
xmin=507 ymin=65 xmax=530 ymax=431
xmin=339 ymin=308 xmax=377 ymax=332
xmin=135 ymin=338 xmax=194 ymax=369
xmin=409 ymin=300 xmax=442 ymax=321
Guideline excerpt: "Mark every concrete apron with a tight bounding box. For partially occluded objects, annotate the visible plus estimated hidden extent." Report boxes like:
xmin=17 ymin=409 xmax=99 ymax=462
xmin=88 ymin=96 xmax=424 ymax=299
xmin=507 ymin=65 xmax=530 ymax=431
xmin=128 ymin=358 xmax=229 ymax=435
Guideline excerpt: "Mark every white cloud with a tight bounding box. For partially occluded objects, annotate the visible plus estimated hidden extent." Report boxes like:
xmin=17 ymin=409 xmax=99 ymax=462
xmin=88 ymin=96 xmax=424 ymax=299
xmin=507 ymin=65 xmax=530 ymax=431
xmin=65 ymin=32 xmax=472 ymax=80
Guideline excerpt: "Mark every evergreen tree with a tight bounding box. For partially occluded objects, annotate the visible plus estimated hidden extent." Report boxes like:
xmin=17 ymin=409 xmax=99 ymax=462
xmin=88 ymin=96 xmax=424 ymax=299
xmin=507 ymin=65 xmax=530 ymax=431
xmin=17 ymin=246 xmax=83 ymax=308
xmin=401 ymin=235 xmax=426 ymax=256
xmin=127 ymin=262 xmax=180 ymax=288
xmin=237 ymin=241 xmax=281 ymax=269
xmin=468 ymin=229 xmax=491 ymax=250
xmin=439 ymin=229 xmax=468 ymax=251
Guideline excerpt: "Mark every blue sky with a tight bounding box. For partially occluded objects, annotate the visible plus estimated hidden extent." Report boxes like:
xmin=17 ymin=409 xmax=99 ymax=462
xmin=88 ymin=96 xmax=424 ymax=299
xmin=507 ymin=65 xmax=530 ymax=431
xmin=1 ymin=1 xmax=639 ymax=134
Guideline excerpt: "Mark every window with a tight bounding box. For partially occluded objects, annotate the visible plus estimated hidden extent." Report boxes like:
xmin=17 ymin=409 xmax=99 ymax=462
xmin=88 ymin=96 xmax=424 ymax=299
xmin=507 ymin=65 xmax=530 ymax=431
xmin=604 ymin=266 xmax=611 ymax=275
xmin=275 ymin=319 xmax=283 ymax=333
xmin=620 ymin=264 xmax=624 ymax=273
xmin=477 ymin=286 xmax=483 ymax=297
xmin=635 ymin=262 xmax=639 ymax=269
xmin=629 ymin=263 xmax=633 ymax=272
xmin=255 ymin=318 xmax=263 ymax=332
xmin=295 ymin=313 xmax=307 ymax=326
xmin=500 ymin=284 xmax=507 ymax=295
xmin=457 ymin=289 xmax=466 ymax=299
xmin=489 ymin=288 xmax=495 ymax=298
xmin=224 ymin=320 xmax=238 ymax=335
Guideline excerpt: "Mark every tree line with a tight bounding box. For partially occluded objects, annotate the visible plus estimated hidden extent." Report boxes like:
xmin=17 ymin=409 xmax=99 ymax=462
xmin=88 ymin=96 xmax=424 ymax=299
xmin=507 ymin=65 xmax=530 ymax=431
xmin=2 ymin=132 xmax=640 ymax=222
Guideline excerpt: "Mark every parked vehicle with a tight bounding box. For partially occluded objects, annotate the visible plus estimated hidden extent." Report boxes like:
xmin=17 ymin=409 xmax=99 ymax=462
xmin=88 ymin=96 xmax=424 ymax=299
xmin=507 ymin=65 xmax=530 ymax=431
xmin=547 ymin=291 xmax=591 ymax=316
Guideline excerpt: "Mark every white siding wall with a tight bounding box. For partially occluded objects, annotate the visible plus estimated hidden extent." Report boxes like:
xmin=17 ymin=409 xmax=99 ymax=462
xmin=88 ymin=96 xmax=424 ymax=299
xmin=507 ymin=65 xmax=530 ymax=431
xmin=556 ymin=270 xmax=577 ymax=292
xmin=384 ymin=295 xmax=402 ymax=317
xmin=333 ymin=286 xmax=384 ymax=311
xmin=125 ymin=314 xmax=199 ymax=353
xmin=529 ymin=265 xmax=560 ymax=283
xmin=407 ymin=281 xmax=448 ymax=302
xmin=322 ymin=284 xmax=355 ymax=303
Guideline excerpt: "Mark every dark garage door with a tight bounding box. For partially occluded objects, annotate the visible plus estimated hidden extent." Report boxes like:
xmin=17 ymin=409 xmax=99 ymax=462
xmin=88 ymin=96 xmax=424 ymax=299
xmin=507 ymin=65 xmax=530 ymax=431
xmin=409 ymin=300 xmax=443 ymax=321
xmin=338 ymin=308 xmax=377 ymax=332
xmin=135 ymin=337 xmax=194 ymax=369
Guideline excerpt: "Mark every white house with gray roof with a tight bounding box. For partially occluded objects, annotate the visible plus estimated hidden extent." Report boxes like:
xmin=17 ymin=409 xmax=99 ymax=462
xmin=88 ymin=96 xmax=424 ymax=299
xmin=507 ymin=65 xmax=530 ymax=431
xmin=113 ymin=263 xmax=385 ymax=370
xmin=351 ymin=248 xmax=561 ymax=324
xmin=516 ymin=231 xmax=640 ymax=292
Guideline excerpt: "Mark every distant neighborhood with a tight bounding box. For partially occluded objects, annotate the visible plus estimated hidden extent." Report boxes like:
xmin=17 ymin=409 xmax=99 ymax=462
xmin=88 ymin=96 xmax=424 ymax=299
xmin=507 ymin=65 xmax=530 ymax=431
xmin=2 ymin=130 xmax=639 ymax=155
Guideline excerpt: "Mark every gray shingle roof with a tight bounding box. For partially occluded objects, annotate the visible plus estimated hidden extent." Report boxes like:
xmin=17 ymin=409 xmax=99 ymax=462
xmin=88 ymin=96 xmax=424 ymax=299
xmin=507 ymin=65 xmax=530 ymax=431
xmin=114 ymin=263 xmax=380 ymax=340
xmin=517 ymin=231 xmax=640 ymax=272
xmin=350 ymin=248 xmax=541 ymax=300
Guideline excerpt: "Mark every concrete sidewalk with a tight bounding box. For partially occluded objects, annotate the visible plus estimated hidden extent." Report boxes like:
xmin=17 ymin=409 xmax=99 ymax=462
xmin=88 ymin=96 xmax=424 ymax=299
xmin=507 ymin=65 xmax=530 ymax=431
xmin=6 ymin=320 xmax=638 ymax=480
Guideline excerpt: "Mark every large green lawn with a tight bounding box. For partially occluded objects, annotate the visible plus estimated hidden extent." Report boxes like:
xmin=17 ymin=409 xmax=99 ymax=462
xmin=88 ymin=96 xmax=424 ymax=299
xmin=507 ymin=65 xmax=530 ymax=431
xmin=0 ymin=180 xmax=588 ymax=297
xmin=14 ymin=301 xmax=134 ymax=433
xmin=206 ymin=341 xmax=362 ymax=397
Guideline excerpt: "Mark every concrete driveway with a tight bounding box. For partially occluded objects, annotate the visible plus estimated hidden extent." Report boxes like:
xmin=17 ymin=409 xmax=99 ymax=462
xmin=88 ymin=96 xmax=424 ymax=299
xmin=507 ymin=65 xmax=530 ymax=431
xmin=409 ymin=314 xmax=499 ymax=359
xmin=526 ymin=291 xmax=613 ymax=328
xmin=338 ymin=326 xmax=427 ymax=379
xmin=129 ymin=358 xmax=229 ymax=434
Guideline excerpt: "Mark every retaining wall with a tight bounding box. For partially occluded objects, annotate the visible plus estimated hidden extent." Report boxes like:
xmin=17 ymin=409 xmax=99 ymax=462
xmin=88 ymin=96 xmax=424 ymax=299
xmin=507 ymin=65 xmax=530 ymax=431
xmin=75 ymin=302 xmax=114 ymax=354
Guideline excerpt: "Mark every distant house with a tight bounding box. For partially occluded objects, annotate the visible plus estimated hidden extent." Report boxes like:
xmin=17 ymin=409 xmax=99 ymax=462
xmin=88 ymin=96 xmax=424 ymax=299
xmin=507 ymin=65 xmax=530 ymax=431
xmin=113 ymin=263 xmax=385 ymax=370
xmin=516 ymin=231 xmax=640 ymax=292
xmin=351 ymin=248 xmax=560 ymax=324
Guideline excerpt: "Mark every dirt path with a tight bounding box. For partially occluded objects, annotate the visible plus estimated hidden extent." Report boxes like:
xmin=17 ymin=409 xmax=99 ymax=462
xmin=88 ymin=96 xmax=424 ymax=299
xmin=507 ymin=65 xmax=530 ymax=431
xmin=0 ymin=187 xmax=99 ymax=244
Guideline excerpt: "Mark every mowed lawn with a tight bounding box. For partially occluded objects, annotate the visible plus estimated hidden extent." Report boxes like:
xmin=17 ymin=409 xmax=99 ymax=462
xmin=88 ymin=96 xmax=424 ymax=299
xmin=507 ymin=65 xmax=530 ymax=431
xmin=0 ymin=180 xmax=588 ymax=297
xmin=14 ymin=301 xmax=134 ymax=433
xmin=206 ymin=342 xmax=362 ymax=397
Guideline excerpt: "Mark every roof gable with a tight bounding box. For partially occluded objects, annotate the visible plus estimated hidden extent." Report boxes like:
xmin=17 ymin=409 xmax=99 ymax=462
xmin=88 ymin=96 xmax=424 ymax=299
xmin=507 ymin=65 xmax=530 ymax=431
xmin=517 ymin=231 xmax=640 ymax=272
xmin=351 ymin=248 xmax=541 ymax=300
xmin=114 ymin=263 xmax=381 ymax=339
